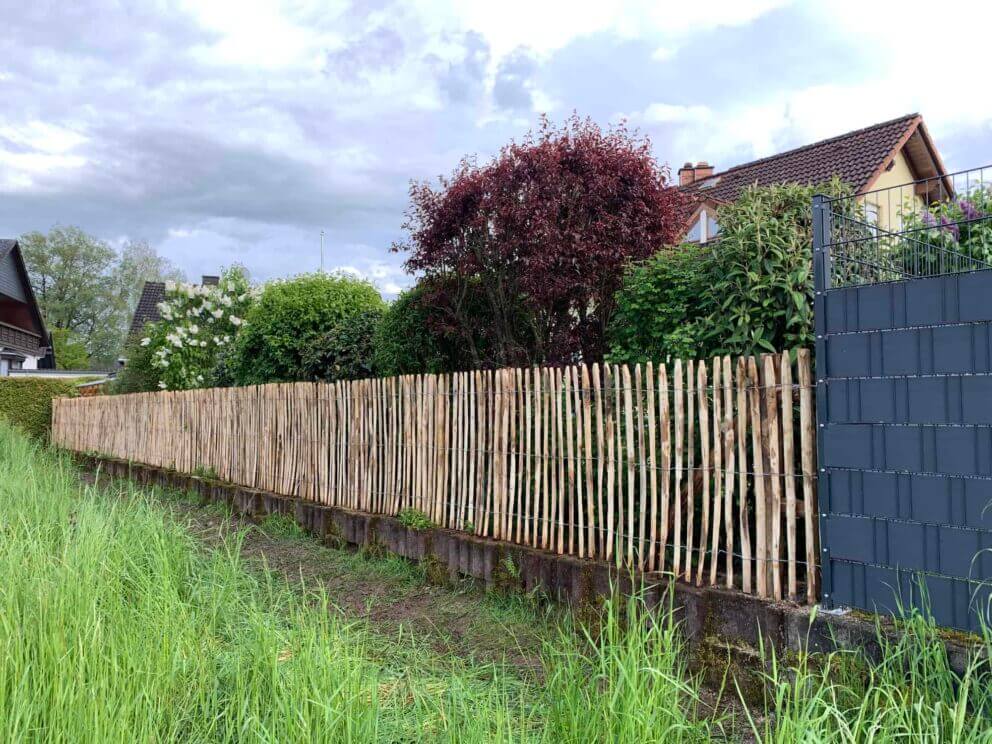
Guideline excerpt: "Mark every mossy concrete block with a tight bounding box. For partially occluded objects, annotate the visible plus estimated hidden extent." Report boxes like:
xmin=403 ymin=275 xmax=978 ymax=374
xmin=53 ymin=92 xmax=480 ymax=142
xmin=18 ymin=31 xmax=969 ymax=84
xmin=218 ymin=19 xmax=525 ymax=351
xmin=78 ymin=454 xmax=986 ymax=676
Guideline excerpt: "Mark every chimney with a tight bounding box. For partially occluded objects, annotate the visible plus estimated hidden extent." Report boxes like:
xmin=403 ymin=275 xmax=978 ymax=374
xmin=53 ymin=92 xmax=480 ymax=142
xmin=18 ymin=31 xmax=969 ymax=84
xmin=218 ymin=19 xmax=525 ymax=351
xmin=693 ymin=161 xmax=714 ymax=181
xmin=201 ymin=275 xmax=220 ymax=286
xmin=677 ymin=160 xmax=716 ymax=186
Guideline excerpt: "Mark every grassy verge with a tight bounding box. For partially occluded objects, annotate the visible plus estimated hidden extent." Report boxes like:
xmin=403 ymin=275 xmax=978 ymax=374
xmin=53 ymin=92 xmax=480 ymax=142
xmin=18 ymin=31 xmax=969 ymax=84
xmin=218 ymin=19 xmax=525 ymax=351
xmin=3 ymin=421 xmax=991 ymax=742
xmin=0 ymin=423 xmax=712 ymax=742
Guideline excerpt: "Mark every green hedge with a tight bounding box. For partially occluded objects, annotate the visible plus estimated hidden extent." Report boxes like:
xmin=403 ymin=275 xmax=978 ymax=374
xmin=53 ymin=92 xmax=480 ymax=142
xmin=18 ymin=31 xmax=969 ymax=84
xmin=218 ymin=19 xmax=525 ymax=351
xmin=0 ymin=378 xmax=79 ymax=438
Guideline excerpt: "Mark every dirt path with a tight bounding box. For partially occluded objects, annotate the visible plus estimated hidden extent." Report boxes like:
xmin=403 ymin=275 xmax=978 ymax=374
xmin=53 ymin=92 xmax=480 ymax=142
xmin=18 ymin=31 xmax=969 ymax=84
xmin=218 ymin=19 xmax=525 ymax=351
xmin=79 ymin=468 xmax=754 ymax=738
xmin=135 ymin=482 xmax=556 ymax=676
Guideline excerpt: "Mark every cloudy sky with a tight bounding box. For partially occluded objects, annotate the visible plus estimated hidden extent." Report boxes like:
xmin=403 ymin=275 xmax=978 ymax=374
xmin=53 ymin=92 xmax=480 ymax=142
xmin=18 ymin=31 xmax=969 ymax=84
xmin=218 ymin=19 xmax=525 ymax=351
xmin=2 ymin=0 xmax=991 ymax=296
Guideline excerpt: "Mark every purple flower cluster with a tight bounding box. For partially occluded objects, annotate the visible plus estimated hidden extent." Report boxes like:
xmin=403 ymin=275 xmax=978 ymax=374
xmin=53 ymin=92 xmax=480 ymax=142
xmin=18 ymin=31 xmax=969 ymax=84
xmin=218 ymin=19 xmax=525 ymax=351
xmin=921 ymin=208 xmax=960 ymax=241
xmin=958 ymin=198 xmax=982 ymax=221
xmin=941 ymin=214 xmax=960 ymax=241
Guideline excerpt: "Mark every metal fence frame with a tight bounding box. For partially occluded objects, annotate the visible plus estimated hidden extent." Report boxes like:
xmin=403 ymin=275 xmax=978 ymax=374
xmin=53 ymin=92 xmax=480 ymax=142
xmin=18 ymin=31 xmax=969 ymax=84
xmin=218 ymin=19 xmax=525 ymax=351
xmin=814 ymin=170 xmax=992 ymax=632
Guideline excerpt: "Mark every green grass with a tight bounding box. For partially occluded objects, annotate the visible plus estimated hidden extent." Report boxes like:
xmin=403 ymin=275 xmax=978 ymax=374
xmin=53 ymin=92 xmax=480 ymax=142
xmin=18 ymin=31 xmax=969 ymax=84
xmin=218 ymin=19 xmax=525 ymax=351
xmin=0 ymin=422 xmax=710 ymax=742
xmin=743 ymin=606 xmax=992 ymax=742
xmin=2 ymin=421 xmax=991 ymax=742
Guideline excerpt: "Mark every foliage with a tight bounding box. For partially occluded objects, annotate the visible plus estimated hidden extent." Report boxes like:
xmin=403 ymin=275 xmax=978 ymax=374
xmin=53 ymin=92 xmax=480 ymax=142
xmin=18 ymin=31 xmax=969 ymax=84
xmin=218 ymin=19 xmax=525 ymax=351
xmin=703 ymin=179 xmax=850 ymax=356
xmin=0 ymin=377 xmax=78 ymax=437
xmin=136 ymin=267 xmax=254 ymax=391
xmin=50 ymin=328 xmax=90 ymax=370
xmin=894 ymin=186 xmax=992 ymax=275
xmin=300 ymin=310 xmax=383 ymax=382
xmin=372 ymin=286 xmax=443 ymax=376
xmin=396 ymin=508 xmax=434 ymax=531
xmin=371 ymin=280 xmax=487 ymax=376
xmin=20 ymin=228 xmax=183 ymax=366
xmin=396 ymin=114 xmax=687 ymax=366
xmin=227 ymin=273 xmax=385 ymax=386
xmin=606 ymin=244 xmax=718 ymax=364
xmin=747 ymin=606 xmax=992 ymax=742
xmin=112 ymin=336 xmax=160 ymax=394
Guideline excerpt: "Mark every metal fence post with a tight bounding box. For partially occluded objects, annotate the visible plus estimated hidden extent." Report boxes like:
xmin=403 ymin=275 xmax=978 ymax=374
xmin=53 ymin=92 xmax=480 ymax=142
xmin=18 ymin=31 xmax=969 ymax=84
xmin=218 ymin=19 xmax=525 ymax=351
xmin=811 ymin=194 xmax=832 ymax=607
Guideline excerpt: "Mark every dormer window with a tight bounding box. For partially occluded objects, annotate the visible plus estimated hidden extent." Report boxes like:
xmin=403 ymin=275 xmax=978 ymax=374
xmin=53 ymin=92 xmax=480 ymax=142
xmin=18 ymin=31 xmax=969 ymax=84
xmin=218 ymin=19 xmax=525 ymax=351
xmin=686 ymin=207 xmax=720 ymax=244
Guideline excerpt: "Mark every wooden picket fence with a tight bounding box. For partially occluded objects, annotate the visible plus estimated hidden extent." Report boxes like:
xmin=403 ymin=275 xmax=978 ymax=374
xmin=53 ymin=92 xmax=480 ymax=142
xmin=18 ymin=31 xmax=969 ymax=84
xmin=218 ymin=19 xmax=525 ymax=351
xmin=52 ymin=350 xmax=818 ymax=603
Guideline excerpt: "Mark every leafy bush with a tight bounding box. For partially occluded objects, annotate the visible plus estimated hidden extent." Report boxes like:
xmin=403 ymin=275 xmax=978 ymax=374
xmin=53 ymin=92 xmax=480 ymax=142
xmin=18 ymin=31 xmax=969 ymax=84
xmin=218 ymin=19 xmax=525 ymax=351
xmin=112 ymin=337 xmax=159 ymax=394
xmin=396 ymin=114 xmax=688 ymax=366
xmin=894 ymin=186 xmax=992 ymax=274
xmin=703 ymin=179 xmax=849 ymax=356
xmin=371 ymin=283 xmax=477 ymax=375
xmin=124 ymin=267 xmax=254 ymax=392
xmin=606 ymin=244 xmax=717 ymax=364
xmin=396 ymin=508 xmax=434 ymax=531
xmin=300 ymin=310 xmax=382 ymax=382
xmin=228 ymin=273 xmax=386 ymax=385
xmin=0 ymin=377 xmax=78 ymax=437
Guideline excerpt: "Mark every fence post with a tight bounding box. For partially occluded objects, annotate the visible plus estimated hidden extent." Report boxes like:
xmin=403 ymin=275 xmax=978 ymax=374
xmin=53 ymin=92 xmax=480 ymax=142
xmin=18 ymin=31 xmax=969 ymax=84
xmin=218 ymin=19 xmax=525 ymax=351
xmin=812 ymin=194 xmax=832 ymax=608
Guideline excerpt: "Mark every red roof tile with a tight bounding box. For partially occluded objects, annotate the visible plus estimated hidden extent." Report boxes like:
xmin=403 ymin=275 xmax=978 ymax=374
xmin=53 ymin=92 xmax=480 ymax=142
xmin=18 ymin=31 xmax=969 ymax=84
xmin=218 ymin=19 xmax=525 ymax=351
xmin=681 ymin=113 xmax=921 ymax=204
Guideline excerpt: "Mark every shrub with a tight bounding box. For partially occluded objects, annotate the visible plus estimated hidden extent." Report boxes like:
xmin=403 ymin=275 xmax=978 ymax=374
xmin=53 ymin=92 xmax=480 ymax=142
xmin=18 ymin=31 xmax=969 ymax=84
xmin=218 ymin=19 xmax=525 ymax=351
xmin=703 ymin=178 xmax=849 ymax=356
xmin=124 ymin=267 xmax=254 ymax=392
xmin=0 ymin=377 xmax=78 ymax=437
xmin=228 ymin=273 xmax=386 ymax=385
xmin=606 ymin=244 xmax=717 ymax=364
xmin=112 ymin=337 xmax=159 ymax=394
xmin=894 ymin=186 xmax=992 ymax=275
xmin=371 ymin=282 xmax=479 ymax=375
xmin=300 ymin=310 xmax=383 ymax=382
xmin=396 ymin=114 xmax=688 ymax=366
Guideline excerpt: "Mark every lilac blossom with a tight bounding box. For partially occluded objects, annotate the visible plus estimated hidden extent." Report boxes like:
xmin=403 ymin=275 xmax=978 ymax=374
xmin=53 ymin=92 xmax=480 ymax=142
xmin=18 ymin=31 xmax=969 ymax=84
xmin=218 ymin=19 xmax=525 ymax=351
xmin=939 ymin=214 xmax=960 ymax=241
xmin=958 ymin=198 xmax=981 ymax=221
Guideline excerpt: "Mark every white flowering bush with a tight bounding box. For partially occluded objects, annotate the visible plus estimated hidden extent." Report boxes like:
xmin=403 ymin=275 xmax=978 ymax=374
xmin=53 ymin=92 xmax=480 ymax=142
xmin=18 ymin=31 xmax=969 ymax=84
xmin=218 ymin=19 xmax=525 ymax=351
xmin=139 ymin=267 xmax=255 ymax=391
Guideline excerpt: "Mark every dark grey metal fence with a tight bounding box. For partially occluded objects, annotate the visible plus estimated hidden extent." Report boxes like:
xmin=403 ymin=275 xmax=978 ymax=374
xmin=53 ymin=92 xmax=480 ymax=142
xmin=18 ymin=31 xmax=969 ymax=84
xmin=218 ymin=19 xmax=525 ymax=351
xmin=814 ymin=167 xmax=992 ymax=632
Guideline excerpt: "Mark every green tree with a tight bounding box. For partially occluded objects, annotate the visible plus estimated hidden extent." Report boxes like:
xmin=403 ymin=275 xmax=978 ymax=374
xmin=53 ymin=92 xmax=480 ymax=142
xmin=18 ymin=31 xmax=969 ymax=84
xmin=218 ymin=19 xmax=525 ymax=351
xmin=20 ymin=227 xmax=183 ymax=367
xmin=49 ymin=328 xmax=90 ymax=370
xmin=111 ymin=240 xmax=185 ymax=325
xmin=300 ymin=311 xmax=383 ymax=382
xmin=227 ymin=273 xmax=386 ymax=385
xmin=20 ymin=227 xmax=118 ymax=364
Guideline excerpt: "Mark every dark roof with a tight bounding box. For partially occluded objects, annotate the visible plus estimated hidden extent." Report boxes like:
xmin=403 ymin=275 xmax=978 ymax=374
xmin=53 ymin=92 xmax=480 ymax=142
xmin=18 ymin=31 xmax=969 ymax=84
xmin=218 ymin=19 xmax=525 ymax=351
xmin=128 ymin=281 xmax=165 ymax=341
xmin=0 ymin=239 xmax=16 ymax=262
xmin=0 ymin=238 xmax=51 ymax=352
xmin=681 ymin=113 xmax=922 ymax=204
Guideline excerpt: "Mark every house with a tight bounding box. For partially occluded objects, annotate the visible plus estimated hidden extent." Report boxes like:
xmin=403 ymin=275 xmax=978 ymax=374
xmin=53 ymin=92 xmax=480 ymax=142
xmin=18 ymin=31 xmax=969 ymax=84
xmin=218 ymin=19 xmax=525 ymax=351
xmin=678 ymin=113 xmax=949 ymax=243
xmin=126 ymin=274 xmax=219 ymax=346
xmin=0 ymin=239 xmax=53 ymax=375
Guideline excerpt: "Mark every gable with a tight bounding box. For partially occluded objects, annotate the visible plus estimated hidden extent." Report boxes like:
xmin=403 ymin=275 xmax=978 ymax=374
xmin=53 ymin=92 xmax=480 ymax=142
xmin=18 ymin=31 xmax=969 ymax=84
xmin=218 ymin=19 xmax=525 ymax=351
xmin=0 ymin=249 xmax=27 ymax=302
xmin=0 ymin=240 xmax=49 ymax=342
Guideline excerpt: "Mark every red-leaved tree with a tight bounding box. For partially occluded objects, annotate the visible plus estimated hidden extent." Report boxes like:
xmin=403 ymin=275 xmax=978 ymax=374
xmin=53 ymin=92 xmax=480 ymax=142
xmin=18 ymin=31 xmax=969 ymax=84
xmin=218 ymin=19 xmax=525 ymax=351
xmin=395 ymin=114 xmax=687 ymax=367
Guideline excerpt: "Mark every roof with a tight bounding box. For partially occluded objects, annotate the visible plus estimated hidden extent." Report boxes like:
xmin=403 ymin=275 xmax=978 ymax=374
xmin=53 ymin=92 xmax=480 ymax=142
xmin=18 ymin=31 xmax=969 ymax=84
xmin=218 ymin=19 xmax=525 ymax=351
xmin=0 ymin=238 xmax=51 ymax=351
xmin=127 ymin=281 xmax=165 ymax=341
xmin=0 ymin=239 xmax=16 ymax=261
xmin=681 ymin=113 xmax=926 ymax=204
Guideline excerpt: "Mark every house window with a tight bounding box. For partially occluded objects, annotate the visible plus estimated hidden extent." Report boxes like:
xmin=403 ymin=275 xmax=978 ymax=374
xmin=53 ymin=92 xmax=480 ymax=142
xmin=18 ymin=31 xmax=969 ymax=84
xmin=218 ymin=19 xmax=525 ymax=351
xmin=707 ymin=214 xmax=720 ymax=240
xmin=864 ymin=202 xmax=880 ymax=234
xmin=686 ymin=209 xmax=720 ymax=244
xmin=686 ymin=217 xmax=702 ymax=243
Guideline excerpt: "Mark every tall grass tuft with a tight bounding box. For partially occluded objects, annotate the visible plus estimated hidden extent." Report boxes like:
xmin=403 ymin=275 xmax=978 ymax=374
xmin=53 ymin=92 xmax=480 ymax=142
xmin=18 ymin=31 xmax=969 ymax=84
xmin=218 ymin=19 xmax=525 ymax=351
xmin=541 ymin=591 xmax=715 ymax=743
xmin=0 ymin=424 xmax=529 ymax=742
xmin=744 ymin=606 xmax=992 ymax=742
xmin=6 ymin=420 xmax=992 ymax=742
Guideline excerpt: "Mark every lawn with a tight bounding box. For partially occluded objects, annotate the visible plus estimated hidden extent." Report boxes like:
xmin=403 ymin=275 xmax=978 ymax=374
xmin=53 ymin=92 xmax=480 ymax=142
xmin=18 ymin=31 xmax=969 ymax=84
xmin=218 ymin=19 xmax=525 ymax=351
xmin=1 ymin=421 xmax=991 ymax=742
